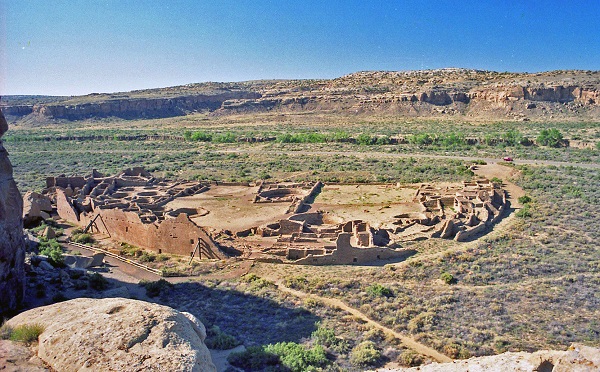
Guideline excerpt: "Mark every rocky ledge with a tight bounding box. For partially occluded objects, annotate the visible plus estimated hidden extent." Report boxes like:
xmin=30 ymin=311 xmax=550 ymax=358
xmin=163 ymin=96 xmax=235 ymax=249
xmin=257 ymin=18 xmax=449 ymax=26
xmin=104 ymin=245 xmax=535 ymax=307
xmin=4 ymin=298 xmax=216 ymax=371
xmin=386 ymin=343 xmax=600 ymax=371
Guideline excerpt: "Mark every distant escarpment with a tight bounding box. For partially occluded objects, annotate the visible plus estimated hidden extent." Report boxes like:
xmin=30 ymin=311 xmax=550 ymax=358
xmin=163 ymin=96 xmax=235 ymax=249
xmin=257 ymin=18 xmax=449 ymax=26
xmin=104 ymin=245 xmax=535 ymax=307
xmin=3 ymin=69 xmax=600 ymax=122
xmin=30 ymin=90 xmax=261 ymax=120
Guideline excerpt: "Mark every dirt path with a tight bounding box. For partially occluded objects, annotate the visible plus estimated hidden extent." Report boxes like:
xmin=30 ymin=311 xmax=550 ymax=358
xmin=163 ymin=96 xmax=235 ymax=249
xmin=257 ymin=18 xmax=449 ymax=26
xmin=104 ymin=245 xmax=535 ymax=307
xmin=255 ymin=273 xmax=452 ymax=363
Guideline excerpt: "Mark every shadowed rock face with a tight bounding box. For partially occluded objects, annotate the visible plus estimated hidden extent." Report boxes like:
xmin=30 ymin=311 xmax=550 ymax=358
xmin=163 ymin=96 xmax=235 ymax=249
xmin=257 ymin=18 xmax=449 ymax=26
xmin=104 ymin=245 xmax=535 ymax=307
xmin=0 ymin=107 xmax=25 ymax=316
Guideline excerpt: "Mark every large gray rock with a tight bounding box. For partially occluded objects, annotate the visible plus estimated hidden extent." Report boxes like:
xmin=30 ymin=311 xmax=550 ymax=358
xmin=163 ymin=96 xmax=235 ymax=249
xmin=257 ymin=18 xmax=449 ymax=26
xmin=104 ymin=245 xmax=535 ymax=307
xmin=6 ymin=298 xmax=216 ymax=371
xmin=385 ymin=344 xmax=600 ymax=371
xmin=0 ymin=107 xmax=25 ymax=315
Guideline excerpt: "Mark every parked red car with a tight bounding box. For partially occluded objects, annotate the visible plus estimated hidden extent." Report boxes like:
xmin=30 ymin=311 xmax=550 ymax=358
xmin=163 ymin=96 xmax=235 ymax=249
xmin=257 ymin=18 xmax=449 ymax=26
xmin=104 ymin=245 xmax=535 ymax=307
xmin=503 ymin=156 xmax=513 ymax=162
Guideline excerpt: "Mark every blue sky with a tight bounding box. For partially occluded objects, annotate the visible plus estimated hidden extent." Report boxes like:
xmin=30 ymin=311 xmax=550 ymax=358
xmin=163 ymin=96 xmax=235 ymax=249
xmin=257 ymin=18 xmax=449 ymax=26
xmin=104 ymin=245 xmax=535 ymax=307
xmin=2 ymin=0 xmax=599 ymax=95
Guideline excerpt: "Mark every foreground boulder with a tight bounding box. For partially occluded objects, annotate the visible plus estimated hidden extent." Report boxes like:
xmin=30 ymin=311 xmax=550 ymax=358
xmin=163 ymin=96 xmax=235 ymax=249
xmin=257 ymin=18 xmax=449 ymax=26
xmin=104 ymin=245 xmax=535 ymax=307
xmin=0 ymin=106 xmax=25 ymax=316
xmin=22 ymin=191 xmax=53 ymax=227
xmin=5 ymin=298 xmax=216 ymax=371
xmin=389 ymin=344 xmax=600 ymax=371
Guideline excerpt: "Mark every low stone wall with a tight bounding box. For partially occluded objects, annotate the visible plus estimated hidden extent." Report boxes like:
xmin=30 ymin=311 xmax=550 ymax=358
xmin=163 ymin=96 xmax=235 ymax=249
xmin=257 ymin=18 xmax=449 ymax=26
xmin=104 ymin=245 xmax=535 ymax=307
xmin=455 ymin=222 xmax=487 ymax=242
xmin=293 ymin=233 xmax=415 ymax=265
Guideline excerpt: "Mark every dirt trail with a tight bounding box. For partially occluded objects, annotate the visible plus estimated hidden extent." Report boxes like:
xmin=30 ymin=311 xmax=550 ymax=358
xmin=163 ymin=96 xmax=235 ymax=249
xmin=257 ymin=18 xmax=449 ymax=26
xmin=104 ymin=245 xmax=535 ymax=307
xmin=258 ymin=274 xmax=452 ymax=363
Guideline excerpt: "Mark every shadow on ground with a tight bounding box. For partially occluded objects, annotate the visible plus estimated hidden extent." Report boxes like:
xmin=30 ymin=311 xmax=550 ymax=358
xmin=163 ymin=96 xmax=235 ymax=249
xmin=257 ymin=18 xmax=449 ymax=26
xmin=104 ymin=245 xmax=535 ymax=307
xmin=157 ymin=282 xmax=321 ymax=346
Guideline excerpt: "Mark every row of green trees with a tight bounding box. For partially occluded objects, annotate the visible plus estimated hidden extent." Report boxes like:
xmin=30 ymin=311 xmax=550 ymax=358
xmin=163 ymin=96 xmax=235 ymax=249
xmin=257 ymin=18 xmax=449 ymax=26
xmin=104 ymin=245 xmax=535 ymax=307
xmin=183 ymin=128 xmax=568 ymax=148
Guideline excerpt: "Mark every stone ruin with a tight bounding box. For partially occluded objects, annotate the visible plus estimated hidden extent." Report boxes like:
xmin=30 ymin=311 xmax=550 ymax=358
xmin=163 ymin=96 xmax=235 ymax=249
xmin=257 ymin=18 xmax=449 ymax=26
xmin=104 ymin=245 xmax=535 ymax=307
xmin=40 ymin=168 xmax=507 ymax=266
xmin=46 ymin=167 xmax=228 ymax=259
xmin=394 ymin=179 xmax=506 ymax=242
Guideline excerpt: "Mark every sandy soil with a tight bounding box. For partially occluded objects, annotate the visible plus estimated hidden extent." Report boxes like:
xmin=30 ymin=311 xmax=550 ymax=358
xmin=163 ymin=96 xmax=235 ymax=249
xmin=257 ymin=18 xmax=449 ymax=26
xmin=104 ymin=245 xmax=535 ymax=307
xmin=166 ymin=185 xmax=292 ymax=231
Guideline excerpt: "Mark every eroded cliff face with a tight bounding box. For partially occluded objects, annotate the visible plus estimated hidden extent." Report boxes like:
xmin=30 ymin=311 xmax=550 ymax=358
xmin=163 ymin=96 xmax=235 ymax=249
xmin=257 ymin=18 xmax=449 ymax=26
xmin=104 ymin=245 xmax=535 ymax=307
xmin=3 ymin=69 xmax=600 ymax=121
xmin=0 ymin=108 xmax=25 ymax=316
xmin=32 ymin=90 xmax=261 ymax=120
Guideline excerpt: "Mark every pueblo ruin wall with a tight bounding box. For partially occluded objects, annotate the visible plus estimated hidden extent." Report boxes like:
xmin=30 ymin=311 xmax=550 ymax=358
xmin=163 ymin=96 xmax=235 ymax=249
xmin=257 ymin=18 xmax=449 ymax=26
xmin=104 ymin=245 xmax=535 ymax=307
xmin=44 ymin=168 xmax=507 ymax=266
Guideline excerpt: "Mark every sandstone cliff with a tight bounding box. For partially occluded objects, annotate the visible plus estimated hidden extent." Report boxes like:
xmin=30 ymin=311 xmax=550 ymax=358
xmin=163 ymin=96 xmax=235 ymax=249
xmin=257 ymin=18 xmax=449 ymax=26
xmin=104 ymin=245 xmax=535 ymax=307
xmin=3 ymin=69 xmax=599 ymax=122
xmin=5 ymin=298 xmax=217 ymax=371
xmin=0 ymin=106 xmax=25 ymax=316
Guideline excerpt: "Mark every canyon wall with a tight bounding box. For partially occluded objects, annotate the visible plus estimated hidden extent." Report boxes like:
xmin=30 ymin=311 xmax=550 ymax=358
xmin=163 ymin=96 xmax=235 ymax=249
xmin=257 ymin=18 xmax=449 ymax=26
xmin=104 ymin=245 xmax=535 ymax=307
xmin=3 ymin=70 xmax=599 ymax=121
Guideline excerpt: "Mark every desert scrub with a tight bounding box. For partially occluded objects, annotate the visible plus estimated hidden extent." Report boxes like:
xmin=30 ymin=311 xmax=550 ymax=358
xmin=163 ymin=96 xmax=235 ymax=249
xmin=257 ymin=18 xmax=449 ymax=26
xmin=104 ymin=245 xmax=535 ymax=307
xmin=205 ymin=325 xmax=240 ymax=350
xmin=38 ymin=239 xmax=64 ymax=267
xmin=139 ymin=278 xmax=173 ymax=297
xmin=366 ymin=283 xmax=393 ymax=298
xmin=518 ymin=195 xmax=532 ymax=204
xmin=349 ymin=340 xmax=382 ymax=368
xmin=264 ymin=342 xmax=328 ymax=372
xmin=440 ymin=271 xmax=456 ymax=284
xmin=0 ymin=323 xmax=45 ymax=345
xmin=241 ymin=274 xmax=274 ymax=292
xmin=397 ymin=350 xmax=424 ymax=367
xmin=88 ymin=272 xmax=109 ymax=290
xmin=227 ymin=346 xmax=279 ymax=371
xmin=311 ymin=322 xmax=349 ymax=353
xmin=227 ymin=342 xmax=328 ymax=372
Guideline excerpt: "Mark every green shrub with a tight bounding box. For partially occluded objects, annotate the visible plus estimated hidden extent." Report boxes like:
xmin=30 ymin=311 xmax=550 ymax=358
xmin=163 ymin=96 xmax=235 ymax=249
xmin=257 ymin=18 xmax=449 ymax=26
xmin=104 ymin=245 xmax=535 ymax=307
xmin=4 ymin=323 xmax=45 ymax=345
xmin=213 ymin=132 xmax=237 ymax=143
xmin=89 ymin=272 xmax=109 ymax=290
xmin=440 ymin=272 xmax=456 ymax=284
xmin=139 ymin=278 xmax=173 ymax=297
xmin=357 ymin=133 xmax=375 ymax=145
xmin=264 ymin=342 xmax=328 ymax=372
xmin=490 ymin=177 xmax=502 ymax=184
xmin=227 ymin=346 xmax=279 ymax=370
xmin=156 ymin=254 xmax=170 ymax=262
xmin=311 ymin=322 xmax=349 ymax=353
xmin=537 ymin=128 xmax=564 ymax=147
xmin=138 ymin=251 xmax=156 ymax=262
xmin=72 ymin=233 xmax=93 ymax=244
xmin=518 ymin=195 xmax=532 ymax=204
xmin=407 ymin=312 xmax=436 ymax=333
xmin=189 ymin=131 xmax=212 ymax=142
xmin=409 ymin=133 xmax=434 ymax=145
xmin=0 ymin=323 xmax=12 ymax=340
xmin=516 ymin=204 xmax=532 ymax=218
xmin=311 ymin=323 xmax=338 ymax=348
xmin=205 ymin=325 xmax=240 ymax=350
xmin=242 ymin=274 xmax=274 ymax=291
xmin=39 ymin=239 xmax=64 ymax=267
xmin=398 ymin=350 xmax=424 ymax=367
xmin=349 ymin=341 xmax=382 ymax=367
xmin=366 ymin=283 xmax=393 ymax=298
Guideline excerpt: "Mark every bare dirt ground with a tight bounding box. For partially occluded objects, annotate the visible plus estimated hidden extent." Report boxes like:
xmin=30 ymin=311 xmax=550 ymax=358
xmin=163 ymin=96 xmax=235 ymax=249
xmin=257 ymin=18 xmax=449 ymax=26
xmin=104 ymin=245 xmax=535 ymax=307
xmin=313 ymin=184 xmax=420 ymax=226
xmin=166 ymin=185 xmax=291 ymax=231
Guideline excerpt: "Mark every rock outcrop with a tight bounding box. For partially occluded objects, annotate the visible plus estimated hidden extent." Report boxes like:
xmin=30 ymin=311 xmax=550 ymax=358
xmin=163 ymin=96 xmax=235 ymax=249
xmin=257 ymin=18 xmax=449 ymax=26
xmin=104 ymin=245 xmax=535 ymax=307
xmin=0 ymin=107 xmax=25 ymax=316
xmin=387 ymin=344 xmax=600 ymax=371
xmin=5 ymin=298 xmax=216 ymax=371
xmin=0 ymin=339 xmax=48 ymax=371
xmin=3 ymin=69 xmax=599 ymax=122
